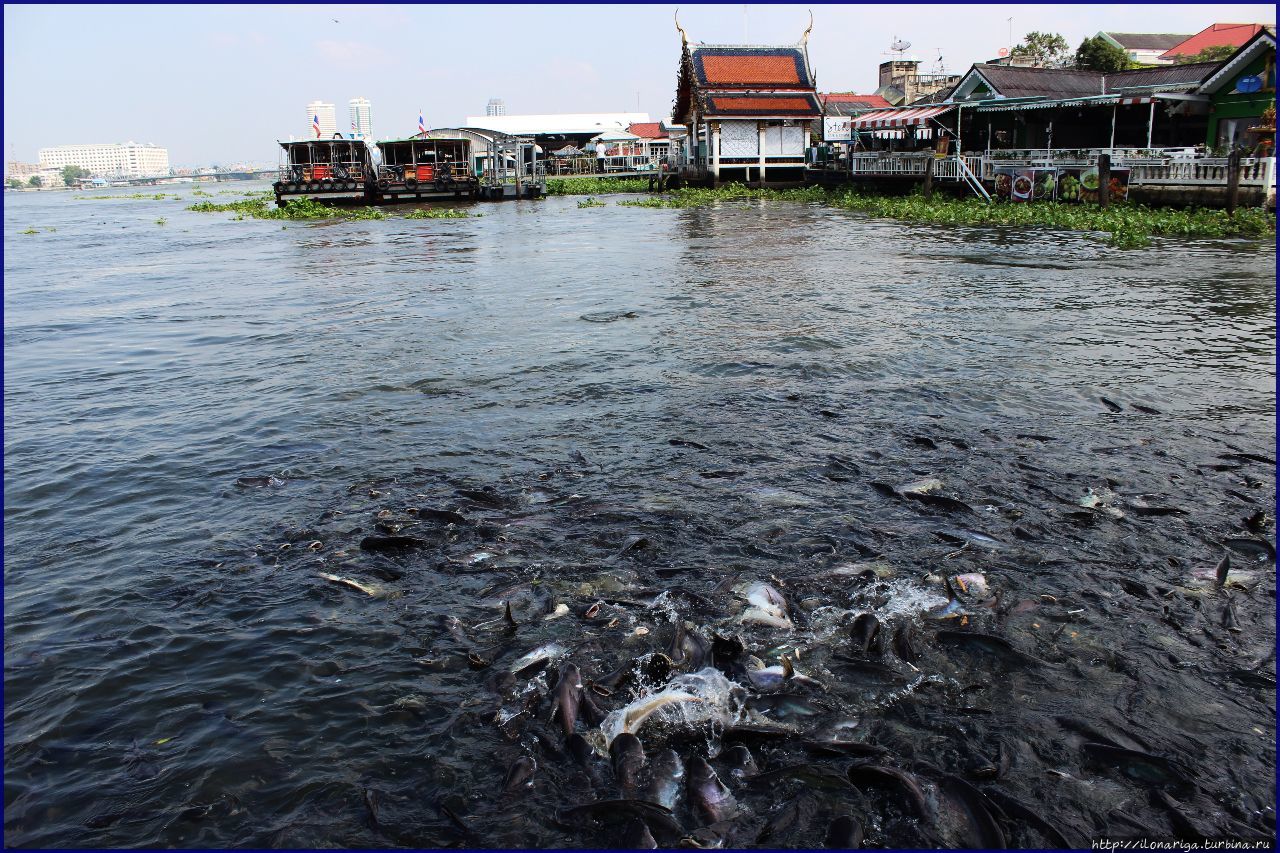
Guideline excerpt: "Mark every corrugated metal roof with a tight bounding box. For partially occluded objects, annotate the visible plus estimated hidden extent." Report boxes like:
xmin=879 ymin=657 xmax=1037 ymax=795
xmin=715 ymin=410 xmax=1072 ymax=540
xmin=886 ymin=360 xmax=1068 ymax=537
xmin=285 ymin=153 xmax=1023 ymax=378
xmin=1102 ymin=32 xmax=1191 ymax=51
xmin=967 ymin=62 xmax=1218 ymax=100
xmin=973 ymin=65 xmax=1107 ymax=98
xmin=1108 ymin=62 xmax=1219 ymax=90
xmin=461 ymin=113 xmax=651 ymax=135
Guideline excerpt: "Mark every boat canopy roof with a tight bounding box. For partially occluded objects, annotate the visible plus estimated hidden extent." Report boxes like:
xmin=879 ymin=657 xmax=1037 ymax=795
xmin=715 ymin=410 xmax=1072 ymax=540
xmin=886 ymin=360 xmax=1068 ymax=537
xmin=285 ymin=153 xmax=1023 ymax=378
xmin=278 ymin=138 xmax=368 ymax=148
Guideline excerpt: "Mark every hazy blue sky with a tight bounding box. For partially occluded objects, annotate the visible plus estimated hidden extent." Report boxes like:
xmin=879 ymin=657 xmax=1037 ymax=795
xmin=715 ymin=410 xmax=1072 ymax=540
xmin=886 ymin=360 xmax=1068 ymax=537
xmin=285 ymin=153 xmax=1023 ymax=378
xmin=5 ymin=4 xmax=1273 ymax=166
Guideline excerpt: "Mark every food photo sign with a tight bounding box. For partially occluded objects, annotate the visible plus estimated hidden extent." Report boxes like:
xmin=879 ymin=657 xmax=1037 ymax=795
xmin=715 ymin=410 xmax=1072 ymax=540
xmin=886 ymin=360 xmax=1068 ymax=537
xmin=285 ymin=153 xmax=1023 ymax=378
xmin=993 ymin=166 xmax=1130 ymax=203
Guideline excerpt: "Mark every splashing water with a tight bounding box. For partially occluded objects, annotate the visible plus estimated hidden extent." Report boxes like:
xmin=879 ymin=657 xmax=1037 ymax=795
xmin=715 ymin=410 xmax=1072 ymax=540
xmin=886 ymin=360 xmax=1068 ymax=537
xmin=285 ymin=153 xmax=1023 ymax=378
xmin=599 ymin=668 xmax=746 ymax=747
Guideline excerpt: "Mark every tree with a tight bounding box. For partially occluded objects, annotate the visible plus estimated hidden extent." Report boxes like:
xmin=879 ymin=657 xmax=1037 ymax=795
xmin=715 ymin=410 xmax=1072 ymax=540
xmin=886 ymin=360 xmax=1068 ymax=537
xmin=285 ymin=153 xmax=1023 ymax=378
xmin=27 ymin=175 xmax=42 ymax=187
xmin=1171 ymin=45 xmax=1238 ymax=65
xmin=1075 ymin=36 xmax=1133 ymax=72
xmin=7 ymin=178 xmax=21 ymax=189
xmin=1012 ymin=31 xmax=1071 ymax=67
xmin=61 ymin=165 xmax=88 ymax=186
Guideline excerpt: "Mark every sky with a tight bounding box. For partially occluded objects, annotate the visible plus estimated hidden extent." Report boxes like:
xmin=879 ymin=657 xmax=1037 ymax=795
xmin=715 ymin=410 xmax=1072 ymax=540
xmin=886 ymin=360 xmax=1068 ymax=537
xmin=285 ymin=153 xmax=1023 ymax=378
xmin=4 ymin=4 xmax=1274 ymax=166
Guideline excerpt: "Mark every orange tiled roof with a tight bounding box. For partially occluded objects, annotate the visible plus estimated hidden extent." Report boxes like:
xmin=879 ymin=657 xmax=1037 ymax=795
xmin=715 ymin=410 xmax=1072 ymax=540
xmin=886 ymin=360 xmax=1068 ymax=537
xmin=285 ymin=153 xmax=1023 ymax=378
xmin=703 ymin=91 xmax=822 ymax=117
xmin=701 ymin=54 xmax=800 ymax=86
xmin=691 ymin=47 xmax=814 ymax=89
xmin=627 ymin=122 xmax=668 ymax=138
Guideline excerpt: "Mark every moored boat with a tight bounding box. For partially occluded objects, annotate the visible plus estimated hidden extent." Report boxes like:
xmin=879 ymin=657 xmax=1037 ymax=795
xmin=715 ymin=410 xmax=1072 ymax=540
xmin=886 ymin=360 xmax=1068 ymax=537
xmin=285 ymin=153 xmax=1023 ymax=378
xmin=274 ymin=138 xmax=375 ymax=205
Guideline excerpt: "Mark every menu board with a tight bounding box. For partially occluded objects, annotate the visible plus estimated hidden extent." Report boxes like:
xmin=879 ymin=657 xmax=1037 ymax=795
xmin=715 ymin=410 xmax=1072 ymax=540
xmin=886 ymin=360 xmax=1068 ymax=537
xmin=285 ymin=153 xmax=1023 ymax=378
xmin=994 ymin=166 xmax=1130 ymax=203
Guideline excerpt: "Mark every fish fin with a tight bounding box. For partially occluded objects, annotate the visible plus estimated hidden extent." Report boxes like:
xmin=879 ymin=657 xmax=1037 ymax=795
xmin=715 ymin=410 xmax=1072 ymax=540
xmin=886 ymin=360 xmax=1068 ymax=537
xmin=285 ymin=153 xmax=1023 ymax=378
xmin=781 ymin=656 xmax=794 ymax=678
xmin=1214 ymin=554 xmax=1230 ymax=588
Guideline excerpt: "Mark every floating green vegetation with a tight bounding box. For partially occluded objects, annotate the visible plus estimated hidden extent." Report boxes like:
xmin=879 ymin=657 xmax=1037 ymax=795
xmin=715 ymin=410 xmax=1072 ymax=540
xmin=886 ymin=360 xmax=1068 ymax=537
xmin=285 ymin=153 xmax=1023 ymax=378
xmin=186 ymin=196 xmax=386 ymax=221
xmin=546 ymin=177 xmax=652 ymax=195
xmin=74 ymin=192 xmax=182 ymax=200
xmin=402 ymin=207 xmax=477 ymax=219
xmin=618 ymin=184 xmax=827 ymax=208
xmin=155 ymin=217 xmax=167 ymax=226
xmin=824 ymin=191 xmax=1276 ymax=248
xmin=576 ymin=197 xmax=605 ymax=208
xmin=187 ymin=198 xmax=266 ymax=214
xmin=21 ymin=228 xmax=38 ymax=234
xmin=608 ymin=183 xmax=1273 ymax=248
xmin=616 ymin=197 xmax=668 ymax=208
xmin=191 ymin=189 xmax=213 ymax=197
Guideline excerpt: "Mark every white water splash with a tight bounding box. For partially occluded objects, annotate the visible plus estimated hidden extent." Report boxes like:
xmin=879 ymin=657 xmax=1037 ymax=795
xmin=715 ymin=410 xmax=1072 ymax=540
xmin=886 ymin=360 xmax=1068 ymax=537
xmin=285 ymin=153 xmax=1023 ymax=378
xmin=600 ymin=667 xmax=746 ymax=746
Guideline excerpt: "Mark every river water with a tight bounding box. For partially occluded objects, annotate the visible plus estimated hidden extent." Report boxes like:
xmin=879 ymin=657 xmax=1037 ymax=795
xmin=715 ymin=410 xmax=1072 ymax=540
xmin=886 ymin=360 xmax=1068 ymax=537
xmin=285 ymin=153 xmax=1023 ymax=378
xmin=4 ymin=184 xmax=1276 ymax=848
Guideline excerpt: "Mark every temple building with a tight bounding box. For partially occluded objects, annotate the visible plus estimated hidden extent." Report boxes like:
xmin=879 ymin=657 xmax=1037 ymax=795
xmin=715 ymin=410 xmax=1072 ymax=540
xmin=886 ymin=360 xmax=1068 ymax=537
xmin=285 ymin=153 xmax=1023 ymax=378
xmin=672 ymin=16 xmax=823 ymax=186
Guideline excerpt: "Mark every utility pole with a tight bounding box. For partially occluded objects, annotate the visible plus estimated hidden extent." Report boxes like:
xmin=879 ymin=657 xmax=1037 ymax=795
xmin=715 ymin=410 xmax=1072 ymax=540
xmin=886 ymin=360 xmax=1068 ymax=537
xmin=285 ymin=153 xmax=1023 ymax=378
xmin=1007 ymin=17 xmax=1013 ymax=54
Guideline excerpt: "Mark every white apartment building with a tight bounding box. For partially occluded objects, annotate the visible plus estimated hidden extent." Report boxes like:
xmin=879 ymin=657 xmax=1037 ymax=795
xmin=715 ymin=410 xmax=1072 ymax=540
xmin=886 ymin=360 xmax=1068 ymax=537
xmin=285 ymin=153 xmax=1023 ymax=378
xmin=37 ymin=142 xmax=170 ymax=178
xmin=306 ymin=100 xmax=338 ymax=138
xmin=348 ymin=97 xmax=372 ymax=140
xmin=486 ymin=98 xmax=506 ymax=117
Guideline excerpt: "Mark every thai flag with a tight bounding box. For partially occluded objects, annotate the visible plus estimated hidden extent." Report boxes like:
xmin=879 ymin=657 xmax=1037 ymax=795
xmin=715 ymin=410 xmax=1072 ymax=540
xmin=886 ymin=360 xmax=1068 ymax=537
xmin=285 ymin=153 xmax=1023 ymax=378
xmin=418 ymin=111 xmax=426 ymax=135
xmin=312 ymin=114 xmax=321 ymax=138
xmin=351 ymin=119 xmax=357 ymax=138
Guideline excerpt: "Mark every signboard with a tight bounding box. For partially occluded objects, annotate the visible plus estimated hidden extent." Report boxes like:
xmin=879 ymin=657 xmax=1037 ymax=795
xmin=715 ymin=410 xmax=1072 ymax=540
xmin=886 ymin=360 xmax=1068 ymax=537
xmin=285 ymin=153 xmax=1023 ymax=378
xmin=823 ymin=116 xmax=853 ymax=142
xmin=994 ymin=166 xmax=1130 ymax=203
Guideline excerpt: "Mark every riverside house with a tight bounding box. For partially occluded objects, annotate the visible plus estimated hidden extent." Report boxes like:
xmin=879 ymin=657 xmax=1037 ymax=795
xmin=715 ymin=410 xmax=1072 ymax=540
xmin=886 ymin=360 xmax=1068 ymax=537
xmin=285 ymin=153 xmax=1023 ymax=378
xmin=822 ymin=30 xmax=1276 ymax=208
xmin=673 ymin=19 xmax=823 ymax=186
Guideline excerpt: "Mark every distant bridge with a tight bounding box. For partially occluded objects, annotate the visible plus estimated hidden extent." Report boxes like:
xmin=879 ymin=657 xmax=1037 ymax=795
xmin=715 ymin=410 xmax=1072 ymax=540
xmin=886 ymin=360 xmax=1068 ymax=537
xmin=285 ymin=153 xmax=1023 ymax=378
xmin=99 ymin=170 xmax=276 ymax=187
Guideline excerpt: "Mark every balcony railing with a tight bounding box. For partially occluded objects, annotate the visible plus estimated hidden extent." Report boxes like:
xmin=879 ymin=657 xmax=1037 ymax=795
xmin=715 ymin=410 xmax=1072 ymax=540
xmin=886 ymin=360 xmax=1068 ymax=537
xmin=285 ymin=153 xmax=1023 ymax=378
xmin=841 ymin=150 xmax=1277 ymax=190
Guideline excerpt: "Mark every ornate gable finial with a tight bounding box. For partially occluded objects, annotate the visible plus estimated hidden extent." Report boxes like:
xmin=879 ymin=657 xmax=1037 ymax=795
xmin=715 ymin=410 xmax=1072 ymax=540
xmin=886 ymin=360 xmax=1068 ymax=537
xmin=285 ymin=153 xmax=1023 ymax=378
xmin=801 ymin=9 xmax=813 ymax=45
xmin=675 ymin=8 xmax=688 ymax=47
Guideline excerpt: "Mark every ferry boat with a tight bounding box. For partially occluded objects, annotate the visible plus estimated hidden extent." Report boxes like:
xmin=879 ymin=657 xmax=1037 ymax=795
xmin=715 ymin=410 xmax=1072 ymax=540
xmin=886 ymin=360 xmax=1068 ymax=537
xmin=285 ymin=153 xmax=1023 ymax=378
xmin=274 ymin=138 xmax=375 ymax=205
xmin=374 ymin=136 xmax=479 ymax=203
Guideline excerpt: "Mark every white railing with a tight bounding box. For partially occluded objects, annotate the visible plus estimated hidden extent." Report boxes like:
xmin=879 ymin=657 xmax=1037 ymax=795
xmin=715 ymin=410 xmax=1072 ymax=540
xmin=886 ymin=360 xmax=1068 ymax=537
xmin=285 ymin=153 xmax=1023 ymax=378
xmin=848 ymin=153 xmax=984 ymax=182
xmin=847 ymin=150 xmax=1275 ymax=191
xmin=1128 ymin=158 xmax=1273 ymax=187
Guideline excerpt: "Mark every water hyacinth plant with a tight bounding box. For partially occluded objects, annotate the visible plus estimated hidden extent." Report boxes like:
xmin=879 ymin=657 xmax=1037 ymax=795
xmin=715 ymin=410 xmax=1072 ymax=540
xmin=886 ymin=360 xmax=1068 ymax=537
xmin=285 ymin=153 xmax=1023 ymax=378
xmin=576 ymin=197 xmax=605 ymax=208
xmin=187 ymin=196 xmax=386 ymax=221
xmin=401 ymin=207 xmax=476 ymax=219
xmin=610 ymin=183 xmax=1274 ymax=248
xmin=546 ymin=177 xmax=652 ymax=195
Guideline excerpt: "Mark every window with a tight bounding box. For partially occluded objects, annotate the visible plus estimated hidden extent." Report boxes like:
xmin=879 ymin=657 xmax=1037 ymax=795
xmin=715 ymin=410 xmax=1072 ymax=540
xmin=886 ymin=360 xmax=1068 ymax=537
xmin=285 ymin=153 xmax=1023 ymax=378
xmin=1215 ymin=116 xmax=1264 ymax=149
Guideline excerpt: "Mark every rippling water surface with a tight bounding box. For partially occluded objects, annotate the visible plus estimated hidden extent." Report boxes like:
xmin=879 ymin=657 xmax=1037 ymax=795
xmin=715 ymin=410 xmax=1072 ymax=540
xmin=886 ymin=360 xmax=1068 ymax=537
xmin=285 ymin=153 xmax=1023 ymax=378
xmin=4 ymin=185 xmax=1276 ymax=848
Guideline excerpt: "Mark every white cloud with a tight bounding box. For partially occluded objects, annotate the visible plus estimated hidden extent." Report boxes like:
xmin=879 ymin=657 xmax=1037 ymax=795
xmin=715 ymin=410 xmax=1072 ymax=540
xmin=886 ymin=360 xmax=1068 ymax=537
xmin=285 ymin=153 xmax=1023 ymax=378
xmin=314 ymin=40 xmax=393 ymax=68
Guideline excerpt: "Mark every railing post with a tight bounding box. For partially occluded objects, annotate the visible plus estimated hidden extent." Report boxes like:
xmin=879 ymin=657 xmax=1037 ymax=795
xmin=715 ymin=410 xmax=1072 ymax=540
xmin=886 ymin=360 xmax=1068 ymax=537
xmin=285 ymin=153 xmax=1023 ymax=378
xmin=1226 ymin=148 xmax=1242 ymax=215
xmin=923 ymin=155 xmax=934 ymax=198
xmin=1098 ymin=154 xmax=1111 ymax=209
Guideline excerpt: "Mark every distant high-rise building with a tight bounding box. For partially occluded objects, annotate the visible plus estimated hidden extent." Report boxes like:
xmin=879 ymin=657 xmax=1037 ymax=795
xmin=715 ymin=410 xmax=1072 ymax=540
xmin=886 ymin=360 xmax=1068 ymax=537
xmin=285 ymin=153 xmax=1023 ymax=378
xmin=306 ymin=100 xmax=338 ymax=138
xmin=486 ymin=98 xmax=506 ymax=117
xmin=37 ymin=142 xmax=169 ymax=178
xmin=349 ymin=97 xmax=373 ymax=140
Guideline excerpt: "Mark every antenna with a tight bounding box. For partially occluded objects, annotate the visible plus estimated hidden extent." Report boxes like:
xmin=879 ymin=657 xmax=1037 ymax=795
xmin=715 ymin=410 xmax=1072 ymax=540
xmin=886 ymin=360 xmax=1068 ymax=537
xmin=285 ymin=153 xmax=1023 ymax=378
xmin=932 ymin=48 xmax=947 ymax=75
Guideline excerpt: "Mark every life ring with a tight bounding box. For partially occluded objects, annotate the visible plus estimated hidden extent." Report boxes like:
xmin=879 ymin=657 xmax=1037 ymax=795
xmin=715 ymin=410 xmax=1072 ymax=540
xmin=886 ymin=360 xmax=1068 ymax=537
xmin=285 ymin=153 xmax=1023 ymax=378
xmin=405 ymin=177 xmax=418 ymax=189
xmin=346 ymin=181 xmax=358 ymax=191
xmin=378 ymin=179 xmax=390 ymax=191
xmin=286 ymin=182 xmax=298 ymax=193
xmin=321 ymin=178 xmax=334 ymax=189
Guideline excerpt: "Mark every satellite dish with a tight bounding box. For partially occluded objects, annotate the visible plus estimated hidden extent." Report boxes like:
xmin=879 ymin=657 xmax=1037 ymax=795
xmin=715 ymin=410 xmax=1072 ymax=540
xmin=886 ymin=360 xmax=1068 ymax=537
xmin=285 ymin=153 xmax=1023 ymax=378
xmin=891 ymin=39 xmax=911 ymax=52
